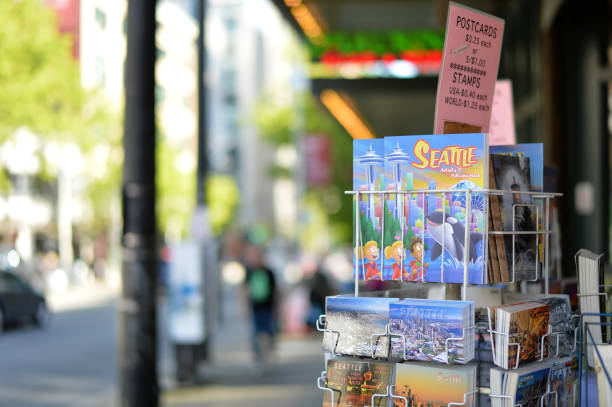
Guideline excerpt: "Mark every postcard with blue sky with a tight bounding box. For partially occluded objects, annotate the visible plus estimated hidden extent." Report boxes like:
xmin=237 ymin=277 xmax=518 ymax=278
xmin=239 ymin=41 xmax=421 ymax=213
xmin=324 ymin=296 xmax=398 ymax=358
xmin=490 ymin=143 xmax=543 ymax=192
xmin=389 ymin=299 xmax=471 ymax=363
xmin=353 ymin=139 xmax=385 ymax=281
xmin=383 ymin=134 xmax=488 ymax=284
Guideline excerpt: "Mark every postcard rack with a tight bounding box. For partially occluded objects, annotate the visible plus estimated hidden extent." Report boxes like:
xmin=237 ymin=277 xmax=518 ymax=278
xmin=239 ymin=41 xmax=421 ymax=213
xmin=315 ymin=325 xmax=578 ymax=407
xmin=390 ymin=324 xmax=476 ymax=364
xmin=317 ymin=313 xmax=475 ymax=363
xmin=485 ymin=306 xmax=577 ymax=369
xmin=317 ymin=314 xmax=389 ymax=359
xmin=576 ymin=313 xmax=612 ymax=407
xmin=317 ymin=369 xmax=478 ymax=407
xmin=347 ymin=188 xmax=563 ymax=300
xmin=315 ymin=188 xmax=566 ymax=406
xmin=487 ymin=389 xmax=562 ymax=407
xmin=486 ymin=323 xmax=552 ymax=369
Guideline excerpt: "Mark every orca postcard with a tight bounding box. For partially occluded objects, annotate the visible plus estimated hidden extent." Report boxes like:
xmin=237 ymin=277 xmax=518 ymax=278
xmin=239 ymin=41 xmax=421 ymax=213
xmin=383 ymin=134 xmax=489 ymax=284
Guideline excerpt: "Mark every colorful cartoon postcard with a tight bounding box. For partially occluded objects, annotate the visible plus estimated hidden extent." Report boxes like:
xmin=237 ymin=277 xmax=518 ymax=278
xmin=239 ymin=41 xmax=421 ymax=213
xmin=353 ymin=139 xmax=385 ymax=281
xmin=383 ymin=134 xmax=489 ymax=284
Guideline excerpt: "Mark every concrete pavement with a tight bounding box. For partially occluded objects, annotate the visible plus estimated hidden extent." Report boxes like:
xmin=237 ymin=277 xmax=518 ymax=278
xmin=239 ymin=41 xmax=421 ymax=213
xmin=46 ymin=280 xmax=119 ymax=313
xmin=161 ymin=284 xmax=325 ymax=407
xmin=162 ymin=334 xmax=324 ymax=407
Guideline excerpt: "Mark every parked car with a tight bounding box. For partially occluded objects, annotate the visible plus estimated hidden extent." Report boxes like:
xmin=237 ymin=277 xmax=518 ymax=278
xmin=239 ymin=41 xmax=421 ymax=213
xmin=0 ymin=270 xmax=50 ymax=334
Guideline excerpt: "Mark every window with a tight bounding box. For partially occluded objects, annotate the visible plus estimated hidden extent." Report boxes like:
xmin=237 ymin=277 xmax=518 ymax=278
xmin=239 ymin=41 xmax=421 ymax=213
xmin=95 ymin=56 xmax=106 ymax=86
xmin=95 ymin=7 xmax=107 ymax=30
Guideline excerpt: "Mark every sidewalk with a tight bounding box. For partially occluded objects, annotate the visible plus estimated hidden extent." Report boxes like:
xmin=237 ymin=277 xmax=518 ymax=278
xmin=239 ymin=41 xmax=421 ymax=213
xmin=46 ymin=280 xmax=119 ymax=313
xmin=161 ymin=285 xmax=325 ymax=407
xmin=162 ymin=335 xmax=324 ymax=407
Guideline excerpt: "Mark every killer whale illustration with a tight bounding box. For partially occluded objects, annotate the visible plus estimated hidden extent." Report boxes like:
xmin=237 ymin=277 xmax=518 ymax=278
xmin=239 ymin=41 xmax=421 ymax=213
xmin=425 ymin=211 xmax=483 ymax=263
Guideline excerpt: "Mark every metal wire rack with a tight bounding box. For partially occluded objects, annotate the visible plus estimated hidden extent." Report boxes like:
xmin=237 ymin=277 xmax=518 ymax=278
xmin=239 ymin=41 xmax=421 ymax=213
xmin=316 ymin=187 xmax=567 ymax=407
xmin=347 ymin=188 xmax=562 ymax=300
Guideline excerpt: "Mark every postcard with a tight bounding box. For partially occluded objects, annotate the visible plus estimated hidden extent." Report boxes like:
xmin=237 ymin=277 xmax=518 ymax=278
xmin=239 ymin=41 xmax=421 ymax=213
xmin=384 ymin=134 xmax=488 ymax=284
xmin=324 ymin=296 xmax=398 ymax=358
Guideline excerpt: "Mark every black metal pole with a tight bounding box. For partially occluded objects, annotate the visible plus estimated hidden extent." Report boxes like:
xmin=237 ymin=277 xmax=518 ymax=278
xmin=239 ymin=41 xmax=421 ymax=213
xmin=174 ymin=0 xmax=208 ymax=384
xmin=197 ymin=0 xmax=207 ymax=204
xmin=121 ymin=0 xmax=158 ymax=405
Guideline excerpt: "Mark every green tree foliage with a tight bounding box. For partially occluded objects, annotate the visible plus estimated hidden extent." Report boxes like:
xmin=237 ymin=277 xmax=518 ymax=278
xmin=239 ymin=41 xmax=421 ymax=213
xmin=303 ymin=94 xmax=353 ymax=244
xmin=80 ymin=106 xmax=123 ymax=233
xmin=0 ymin=0 xmax=86 ymax=141
xmin=359 ymin=211 xmax=378 ymax=244
xmin=383 ymin=197 xmax=415 ymax=254
xmin=156 ymin=137 xmax=195 ymax=238
xmin=252 ymin=100 xmax=294 ymax=146
xmin=403 ymin=221 xmax=415 ymax=250
xmin=0 ymin=0 xmax=120 ymax=234
xmin=253 ymin=92 xmax=353 ymax=246
xmin=309 ymin=30 xmax=445 ymax=60
xmin=383 ymin=198 xmax=398 ymax=247
xmin=84 ymin=139 xmax=123 ymax=233
xmin=155 ymin=135 xmax=240 ymax=238
xmin=205 ymin=174 xmax=240 ymax=236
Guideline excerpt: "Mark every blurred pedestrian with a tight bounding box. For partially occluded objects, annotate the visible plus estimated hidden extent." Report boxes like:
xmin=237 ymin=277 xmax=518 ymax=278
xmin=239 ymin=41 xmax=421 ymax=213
xmin=243 ymin=243 xmax=278 ymax=367
xmin=303 ymin=257 xmax=335 ymax=329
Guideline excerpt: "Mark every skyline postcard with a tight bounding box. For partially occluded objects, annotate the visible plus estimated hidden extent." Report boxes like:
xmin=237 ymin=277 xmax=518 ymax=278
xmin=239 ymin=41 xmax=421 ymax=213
xmin=394 ymin=363 xmax=475 ymax=407
xmin=324 ymin=359 xmax=392 ymax=407
xmin=389 ymin=299 xmax=472 ymax=363
xmin=324 ymin=296 xmax=398 ymax=358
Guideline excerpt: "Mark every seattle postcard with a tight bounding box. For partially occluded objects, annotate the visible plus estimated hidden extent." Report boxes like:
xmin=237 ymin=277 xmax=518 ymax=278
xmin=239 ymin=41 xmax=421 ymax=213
xmin=324 ymin=296 xmax=398 ymax=358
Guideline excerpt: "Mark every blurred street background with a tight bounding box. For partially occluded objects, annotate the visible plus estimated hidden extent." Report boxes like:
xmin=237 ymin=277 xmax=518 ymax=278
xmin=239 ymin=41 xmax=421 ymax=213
xmin=0 ymin=0 xmax=610 ymax=406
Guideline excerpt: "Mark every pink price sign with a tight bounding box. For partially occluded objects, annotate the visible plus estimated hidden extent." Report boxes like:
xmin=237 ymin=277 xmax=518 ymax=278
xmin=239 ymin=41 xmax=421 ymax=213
xmin=434 ymin=2 xmax=505 ymax=135
xmin=488 ymin=79 xmax=516 ymax=145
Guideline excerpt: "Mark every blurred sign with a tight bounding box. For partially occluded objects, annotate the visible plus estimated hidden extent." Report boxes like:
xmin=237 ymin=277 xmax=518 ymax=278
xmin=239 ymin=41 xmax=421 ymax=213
xmin=309 ymin=58 xmax=441 ymax=79
xmin=575 ymin=181 xmax=595 ymax=216
xmin=305 ymin=134 xmax=332 ymax=186
xmin=308 ymin=30 xmax=444 ymax=79
xmin=488 ymin=80 xmax=517 ymax=145
xmin=168 ymin=241 xmax=205 ymax=344
xmin=191 ymin=206 xmax=210 ymax=241
xmin=309 ymin=30 xmax=443 ymax=59
xmin=45 ymin=0 xmax=80 ymax=58
xmin=434 ymin=2 xmax=505 ymax=134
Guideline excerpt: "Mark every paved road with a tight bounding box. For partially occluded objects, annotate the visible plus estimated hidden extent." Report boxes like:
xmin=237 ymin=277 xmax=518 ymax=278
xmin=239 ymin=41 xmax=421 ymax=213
xmin=0 ymin=283 xmax=325 ymax=407
xmin=0 ymin=299 xmax=118 ymax=407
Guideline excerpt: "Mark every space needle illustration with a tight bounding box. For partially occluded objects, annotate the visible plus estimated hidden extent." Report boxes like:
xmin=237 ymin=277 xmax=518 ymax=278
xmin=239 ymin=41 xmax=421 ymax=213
xmin=386 ymin=142 xmax=410 ymax=227
xmin=359 ymin=145 xmax=384 ymax=227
